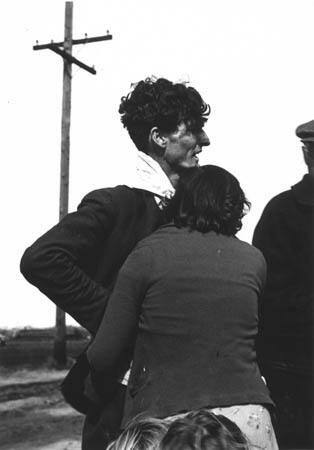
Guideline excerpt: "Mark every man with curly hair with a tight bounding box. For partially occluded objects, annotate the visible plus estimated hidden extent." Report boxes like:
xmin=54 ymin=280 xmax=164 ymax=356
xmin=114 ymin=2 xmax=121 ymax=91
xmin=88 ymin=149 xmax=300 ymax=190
xmin=20 ymin=77 xmax=210 ymax=449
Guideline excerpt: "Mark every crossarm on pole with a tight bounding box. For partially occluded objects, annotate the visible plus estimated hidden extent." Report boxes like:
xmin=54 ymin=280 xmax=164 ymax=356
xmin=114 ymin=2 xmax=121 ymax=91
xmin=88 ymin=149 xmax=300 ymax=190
xmin=33 ymin=34 xmax=112 ymax=51
xmin=48 ymin=44 xmax=96 ymax=74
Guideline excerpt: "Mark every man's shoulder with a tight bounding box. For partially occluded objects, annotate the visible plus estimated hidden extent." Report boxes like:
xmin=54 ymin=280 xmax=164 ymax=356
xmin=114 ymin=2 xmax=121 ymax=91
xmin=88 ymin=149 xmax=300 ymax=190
xmin=266 ymin=189 xmax=293 ymax=207
xmin=253 ymin=188 xmax=296 ymax=243
xmin=80 ymin=185 xmax=154 ymax=207
xmin=83 ymin=185 xmax=141 ymax=199
xmin=260 ymin=189 xmax=295 ymax=218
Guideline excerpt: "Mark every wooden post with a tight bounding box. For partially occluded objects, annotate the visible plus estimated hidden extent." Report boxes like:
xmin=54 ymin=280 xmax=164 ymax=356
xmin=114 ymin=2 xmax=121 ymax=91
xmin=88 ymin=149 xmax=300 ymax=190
xmin=33 ymin=2 xmax=112 ymax=367
xmin=53 ymin=1 xmax=73 ymax=366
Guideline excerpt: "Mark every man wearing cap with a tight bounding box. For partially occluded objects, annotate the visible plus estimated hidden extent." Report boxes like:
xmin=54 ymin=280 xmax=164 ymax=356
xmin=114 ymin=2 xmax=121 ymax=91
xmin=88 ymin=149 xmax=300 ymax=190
xmin=253 ymin=120 xmax=314 ymax=448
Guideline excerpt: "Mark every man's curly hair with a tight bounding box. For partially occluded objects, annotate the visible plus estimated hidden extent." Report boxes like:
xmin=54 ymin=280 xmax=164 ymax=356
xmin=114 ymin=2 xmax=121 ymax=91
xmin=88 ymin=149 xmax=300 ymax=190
xmin=165 ymin=165 xmax=250 ymax=236
xmin=119 ymin=77 xmax=210 ymax=153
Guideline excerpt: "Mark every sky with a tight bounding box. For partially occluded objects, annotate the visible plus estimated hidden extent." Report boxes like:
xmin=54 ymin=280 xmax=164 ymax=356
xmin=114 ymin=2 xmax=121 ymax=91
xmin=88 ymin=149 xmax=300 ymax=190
xmin=2 ymin=0 xmax=314 ymax=328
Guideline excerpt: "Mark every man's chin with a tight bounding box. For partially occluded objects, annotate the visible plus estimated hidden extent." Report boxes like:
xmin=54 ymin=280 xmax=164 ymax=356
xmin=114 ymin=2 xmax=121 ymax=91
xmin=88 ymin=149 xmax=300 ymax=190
xmin=176 ymin=162 xmax=200 ymax=173
xmin=188 ymin=159 xmax=199 ymax=168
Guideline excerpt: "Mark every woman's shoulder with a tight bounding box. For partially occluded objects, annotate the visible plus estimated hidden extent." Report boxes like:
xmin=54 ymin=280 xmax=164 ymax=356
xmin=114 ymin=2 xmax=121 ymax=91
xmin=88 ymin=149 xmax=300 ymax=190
xmin=136 ymin=227 xmax=265 ymax=264
xmin=230 ymin=235 xmax=265 ymax=261
xmin=229 ymin=237 xmax=266 ymax=279
xmin=134 ymin=224 xmax=180 ymax=250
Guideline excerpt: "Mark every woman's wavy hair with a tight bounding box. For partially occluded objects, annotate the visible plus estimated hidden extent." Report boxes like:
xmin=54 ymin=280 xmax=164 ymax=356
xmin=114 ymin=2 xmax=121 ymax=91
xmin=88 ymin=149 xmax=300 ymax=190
xmin=119 ymin=77 xmax=210 ymax=152
xmin=159 ymin=409 xmax=249 ymax=450
xmin=165 ymin=165 xmax=250 ymax=236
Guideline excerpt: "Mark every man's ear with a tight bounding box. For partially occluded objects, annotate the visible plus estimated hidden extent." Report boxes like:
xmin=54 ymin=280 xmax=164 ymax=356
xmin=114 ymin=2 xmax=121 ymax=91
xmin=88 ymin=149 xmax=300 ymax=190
xmin=149 ymin=127 xmax=168 ymax=149
xmin=302 ymin=145 xmax=309 ymax=166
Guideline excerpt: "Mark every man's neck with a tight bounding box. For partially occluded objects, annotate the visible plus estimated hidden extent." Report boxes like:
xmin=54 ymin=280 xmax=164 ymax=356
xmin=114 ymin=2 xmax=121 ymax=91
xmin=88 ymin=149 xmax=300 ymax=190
xmin=166 ymin=172 xmax=180 ymax=188
xmin=147 ymin=152 xmax=179 ymax=188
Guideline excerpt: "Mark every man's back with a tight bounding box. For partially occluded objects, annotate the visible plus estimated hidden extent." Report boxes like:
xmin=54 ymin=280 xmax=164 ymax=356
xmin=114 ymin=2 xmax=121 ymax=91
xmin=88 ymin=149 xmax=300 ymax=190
xmin=253 ymin=175 xmax=314 ymax=361
xmin=20 ymin=185 xmax=164 ymax=333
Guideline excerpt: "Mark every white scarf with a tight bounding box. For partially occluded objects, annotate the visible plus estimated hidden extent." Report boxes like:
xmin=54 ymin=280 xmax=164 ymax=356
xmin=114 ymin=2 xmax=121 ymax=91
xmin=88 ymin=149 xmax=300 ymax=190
xmin=127 ymin=151 xmax=175 ymax=207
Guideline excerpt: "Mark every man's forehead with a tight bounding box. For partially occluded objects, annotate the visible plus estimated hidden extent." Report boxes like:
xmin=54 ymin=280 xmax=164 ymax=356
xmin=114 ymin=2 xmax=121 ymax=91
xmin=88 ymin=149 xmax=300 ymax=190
xmin=175 ymin=121 xmax=200 ymax=136
xmin=185 ymin=120 xmax=206 ymax=134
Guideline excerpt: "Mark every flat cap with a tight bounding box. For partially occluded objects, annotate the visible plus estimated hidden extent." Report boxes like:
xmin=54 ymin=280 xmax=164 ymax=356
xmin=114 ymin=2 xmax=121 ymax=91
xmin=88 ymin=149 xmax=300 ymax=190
xmin=296 ymin=120 xmax=314 ymax=142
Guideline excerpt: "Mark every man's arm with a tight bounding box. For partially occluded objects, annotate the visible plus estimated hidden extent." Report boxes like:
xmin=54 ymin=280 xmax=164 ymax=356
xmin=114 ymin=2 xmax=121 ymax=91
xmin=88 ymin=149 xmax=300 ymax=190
xmin=20 ymin=189 xmax=117 ymax=334
xmin=253 ymin=199 xmax=306 ymax=310
xmin=253 ymin=201 xmax=292 ymax=303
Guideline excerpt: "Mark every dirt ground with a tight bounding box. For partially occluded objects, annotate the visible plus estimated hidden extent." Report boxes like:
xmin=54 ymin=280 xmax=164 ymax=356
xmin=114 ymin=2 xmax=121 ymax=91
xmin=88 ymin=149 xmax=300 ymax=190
xmin=0 ymin=368 xmax=85 ymax=450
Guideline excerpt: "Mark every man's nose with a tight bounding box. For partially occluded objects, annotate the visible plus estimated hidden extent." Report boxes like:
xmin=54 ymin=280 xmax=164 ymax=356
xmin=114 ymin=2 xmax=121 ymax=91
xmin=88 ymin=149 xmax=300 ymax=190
xmin=198 ymin=130 xmax=210 ymax=147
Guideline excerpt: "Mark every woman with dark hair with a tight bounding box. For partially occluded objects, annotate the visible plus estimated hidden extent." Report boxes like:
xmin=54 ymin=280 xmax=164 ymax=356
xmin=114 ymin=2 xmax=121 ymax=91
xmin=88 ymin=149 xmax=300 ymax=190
xmin=87 ymin=165 xmax=278 ymax=449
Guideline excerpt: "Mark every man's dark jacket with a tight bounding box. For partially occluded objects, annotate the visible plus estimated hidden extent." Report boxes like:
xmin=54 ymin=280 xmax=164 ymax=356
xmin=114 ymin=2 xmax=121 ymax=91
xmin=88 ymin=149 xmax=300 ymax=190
xmin=252 ymin=174 xmax=314 ymax=369
xmin=20 ymin=186 xmax=164 ymax=334
xmin=20 ymin=185 xmax=165 ymax=446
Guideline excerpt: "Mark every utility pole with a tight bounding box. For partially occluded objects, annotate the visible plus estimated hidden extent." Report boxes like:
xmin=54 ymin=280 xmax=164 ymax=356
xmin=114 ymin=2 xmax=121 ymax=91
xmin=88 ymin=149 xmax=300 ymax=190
xmin=33 ymin=1 xmax=112 ymax=366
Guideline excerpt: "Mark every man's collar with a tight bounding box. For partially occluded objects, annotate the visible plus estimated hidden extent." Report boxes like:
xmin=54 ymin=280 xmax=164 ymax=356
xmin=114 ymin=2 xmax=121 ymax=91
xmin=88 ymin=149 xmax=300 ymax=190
xmin=291 ymin=174 xmax=314 ymax=206
xmin=127 ymin=151 xmax=175 ymax=200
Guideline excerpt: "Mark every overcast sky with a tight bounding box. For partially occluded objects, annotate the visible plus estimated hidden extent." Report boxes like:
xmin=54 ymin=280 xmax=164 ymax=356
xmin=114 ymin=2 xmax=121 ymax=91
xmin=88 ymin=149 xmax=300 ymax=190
xmin=2 ymin=0 xmax=314 ymax=328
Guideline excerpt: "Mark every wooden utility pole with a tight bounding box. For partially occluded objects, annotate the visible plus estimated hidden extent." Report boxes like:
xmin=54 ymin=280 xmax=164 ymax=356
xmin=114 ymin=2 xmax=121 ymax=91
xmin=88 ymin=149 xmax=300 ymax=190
xmin=33 ymin=1 xmax=112 ymax=366
xmin=53 ymin=1 xmax=73 ymax=366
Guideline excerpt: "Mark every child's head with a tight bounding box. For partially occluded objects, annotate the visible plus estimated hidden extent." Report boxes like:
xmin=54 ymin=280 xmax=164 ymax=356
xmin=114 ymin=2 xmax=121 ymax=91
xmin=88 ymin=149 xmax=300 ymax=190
xmin=106 ymin=415 xmax=168 ymax=450
xmin=159 ymin=409 xmax=249 ymax=450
